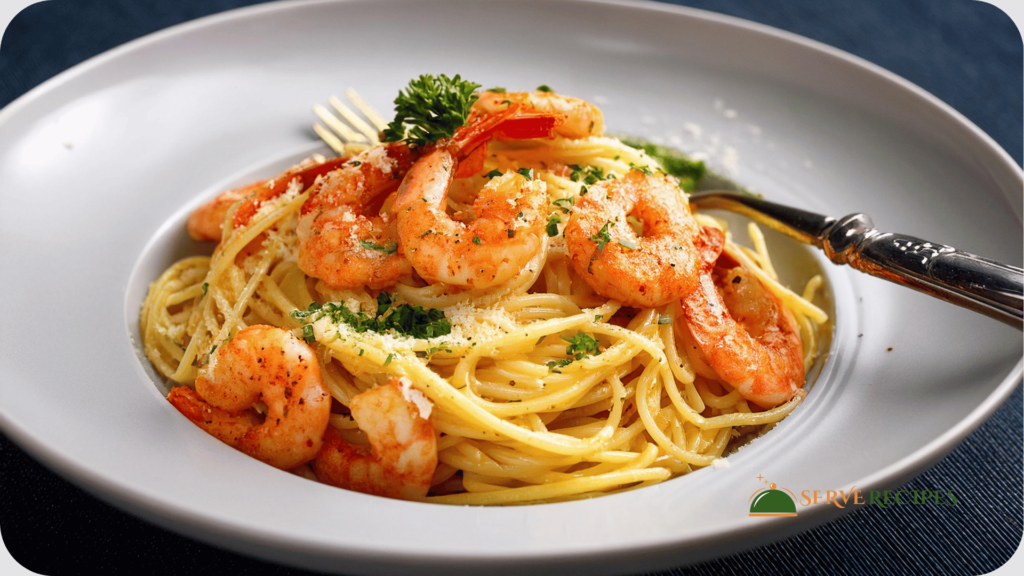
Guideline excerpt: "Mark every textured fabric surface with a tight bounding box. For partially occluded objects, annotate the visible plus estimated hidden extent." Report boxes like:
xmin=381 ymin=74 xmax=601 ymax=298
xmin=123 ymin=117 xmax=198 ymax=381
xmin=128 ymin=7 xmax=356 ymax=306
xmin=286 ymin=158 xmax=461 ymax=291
xmin=1 ymin=0 xmax=1020 ymax=574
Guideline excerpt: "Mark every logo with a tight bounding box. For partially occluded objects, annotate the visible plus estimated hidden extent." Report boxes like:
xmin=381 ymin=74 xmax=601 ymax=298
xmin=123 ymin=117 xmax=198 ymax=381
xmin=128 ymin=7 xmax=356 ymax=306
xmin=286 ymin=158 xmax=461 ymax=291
xmin=747 ymin=474 xmax=959 ymax=517
xmin=748 ymin=477 xmax=798 ymax=517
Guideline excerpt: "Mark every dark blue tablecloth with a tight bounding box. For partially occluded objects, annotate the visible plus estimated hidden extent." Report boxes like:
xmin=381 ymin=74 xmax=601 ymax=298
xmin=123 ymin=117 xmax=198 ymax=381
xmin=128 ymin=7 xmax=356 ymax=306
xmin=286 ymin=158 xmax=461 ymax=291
xmin=1 ymin=1 xmax=1020 ymax=574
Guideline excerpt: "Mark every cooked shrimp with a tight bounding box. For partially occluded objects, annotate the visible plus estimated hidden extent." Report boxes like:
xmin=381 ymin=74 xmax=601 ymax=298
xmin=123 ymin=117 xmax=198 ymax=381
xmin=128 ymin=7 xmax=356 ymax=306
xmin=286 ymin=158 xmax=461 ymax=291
xmin=187 ymin=156 xmax=350 ymax=242
xmin=681 ymin=257 xmax=804 ymax=409
xmin=563 ymin=170 xmax=702 ymax=307
xmin=313 ymin=378 xmax=437 ymax=501
xmin=474 ymin=89 xmax=604 ymax=139
xmin=166 ymin=325 xmax=331 ymax=469
xmin=296 ymin=143 xmax=416 ymax=290
xmin=393 ymin=147 xmax=548 ymax=288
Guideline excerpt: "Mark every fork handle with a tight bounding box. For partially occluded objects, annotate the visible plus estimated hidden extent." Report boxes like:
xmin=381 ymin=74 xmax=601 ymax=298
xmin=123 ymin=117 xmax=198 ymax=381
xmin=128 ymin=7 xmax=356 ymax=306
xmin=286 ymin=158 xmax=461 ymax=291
xmin=822 ymin=214 xmax=1023 ymax=329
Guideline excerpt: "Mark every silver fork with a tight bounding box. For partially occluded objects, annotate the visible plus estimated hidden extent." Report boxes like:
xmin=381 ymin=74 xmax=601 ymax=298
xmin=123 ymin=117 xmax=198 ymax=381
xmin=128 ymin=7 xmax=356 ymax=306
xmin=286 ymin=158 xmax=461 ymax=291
xmin=312 ymin=89 xmax=389 ymax=156
xmin=689 ymin=190 xmax=1023 ymax=329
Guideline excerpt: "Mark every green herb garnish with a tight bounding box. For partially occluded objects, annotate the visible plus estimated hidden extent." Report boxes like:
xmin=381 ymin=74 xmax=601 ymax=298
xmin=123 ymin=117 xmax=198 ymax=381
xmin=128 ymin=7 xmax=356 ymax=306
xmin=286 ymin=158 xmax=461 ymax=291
xmin=629 ymin=162 xmax=653 ymax=176
xmin=546 ymin=213 xmax=562 ymax=237
xmin=620 ymin=138 xmax=706 ymax=191
xmin=517 ymin=167 xmax=534 ymax=181
xmin=359 ymin=239 xmax=398 ymax=255
xmin=291 ymin=292 xmax=452 ymax=340
xmin=536 ymin=85 xmax=553 ymax=93
xmin=486 ymin=169 xmax=502 ymax=178
xmin=590 ymin=221 xmax=613 ymax=253
xmin=552 ymin=197 xmax=574 ymax=213
xmin=547 ymin=332 xmax=601 ymax=371
xmin=382 ymin=74 xmax=482 ymax=148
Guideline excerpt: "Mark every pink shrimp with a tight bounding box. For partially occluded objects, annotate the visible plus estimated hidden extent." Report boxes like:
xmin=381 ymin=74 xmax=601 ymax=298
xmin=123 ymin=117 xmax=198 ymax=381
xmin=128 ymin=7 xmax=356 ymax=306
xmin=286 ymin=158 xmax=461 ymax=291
xmin=313 ymin=378 xmax=438 ymax=501
xmin=296 ymin=143 xmax=416 ymax=290
xmin=166 ymin=325 xmax=331 ymax=469
xmin=390 ymin=104 xmax=563 ymax=288
xmin=186 ymin=156 xmax=351 ymax=242
xmin=681 ymin=229 xmax=804 ymax=409
xmin=563 ymin=169 xmax=704 ymax=308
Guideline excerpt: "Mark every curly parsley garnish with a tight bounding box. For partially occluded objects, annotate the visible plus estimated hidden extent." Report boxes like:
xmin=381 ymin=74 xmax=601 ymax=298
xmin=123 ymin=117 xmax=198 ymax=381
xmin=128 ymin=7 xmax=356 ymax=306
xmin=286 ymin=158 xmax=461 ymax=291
xmin=382 ymin=74 xmax=482 ymax=148
xmin=291 ymin=291 xmax=452 ymax=342
xmin=547 ymin=332 xmax=602 ymax=372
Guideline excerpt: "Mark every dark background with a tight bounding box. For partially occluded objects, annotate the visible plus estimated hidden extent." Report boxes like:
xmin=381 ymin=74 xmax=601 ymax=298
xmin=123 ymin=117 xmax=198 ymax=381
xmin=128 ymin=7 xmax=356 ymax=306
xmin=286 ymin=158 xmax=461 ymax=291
xmin=1 ymin=0 xmax=1021 ymax=574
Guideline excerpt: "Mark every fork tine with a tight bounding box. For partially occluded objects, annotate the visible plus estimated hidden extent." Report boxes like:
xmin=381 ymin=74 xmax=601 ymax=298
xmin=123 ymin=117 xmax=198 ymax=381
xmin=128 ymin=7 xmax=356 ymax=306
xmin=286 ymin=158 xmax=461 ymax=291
xmin=329 ymin=96 xmax=380 ymax=145
xmin=313 ymin=103 xmax=368 ymax=144
xmin=344 ymin=89 xmax=389 ymax=133
xmin=313 ymin=123 xmax=347 ymax=156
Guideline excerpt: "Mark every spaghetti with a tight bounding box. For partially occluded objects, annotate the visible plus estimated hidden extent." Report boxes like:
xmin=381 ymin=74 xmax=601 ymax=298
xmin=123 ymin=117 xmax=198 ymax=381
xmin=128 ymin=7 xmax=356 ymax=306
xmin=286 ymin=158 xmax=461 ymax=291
xmin=140 ymin=82 xmax=827 ymax=505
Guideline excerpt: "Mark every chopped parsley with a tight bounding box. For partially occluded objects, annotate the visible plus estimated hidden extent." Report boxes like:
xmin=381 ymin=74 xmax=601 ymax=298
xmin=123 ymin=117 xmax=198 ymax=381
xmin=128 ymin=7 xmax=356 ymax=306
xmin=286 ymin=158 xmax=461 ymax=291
xmin=568 ymin=164 xmax=609 ymax=185
xmin=201 ymin=282 xmax=208 ymax=296
xmin=552 ymin=197 xmax=574 ymax=213
xmin=546 ymin=213 xmax=562 ymax=237
xmin=629 ymin=162 xmax=653 ymax=176
xmin=359 ymin=239 xmax=398 ymax=255
xmin=590 ymin=221 xmax=613 ymax=253
xmin=348 ymin=160 xmax=362 ymax=167
xmin=381 ymin=74 xmax=482 ymax=148
xmin=536 ymin=85 xmax=553 ymax=93
xmin=547 ymin=332 xmax=602 ymax=371
xmin=507 ymin=228 xmax=515 ymax=238
xmin=485 ymin=87 xmax=506 ymax=93
xmin=384 ymin=353 xmax=394 ymax=366
xmin=517 ymin=167 xmax=534 ymax=181
xmin=291 ymin=291 xmax=452 ymax=341
xmin=472 ymin=236 xmax=483 ymax=245
xmin=485 ymin=169 xmax=502 ymax=178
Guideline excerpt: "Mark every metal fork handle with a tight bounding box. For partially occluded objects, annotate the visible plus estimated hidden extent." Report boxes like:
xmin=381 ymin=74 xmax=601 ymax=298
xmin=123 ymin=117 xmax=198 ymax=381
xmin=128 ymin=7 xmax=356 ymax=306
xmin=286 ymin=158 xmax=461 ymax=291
xmin=690 ymin=191 xmax=1024 ymax=330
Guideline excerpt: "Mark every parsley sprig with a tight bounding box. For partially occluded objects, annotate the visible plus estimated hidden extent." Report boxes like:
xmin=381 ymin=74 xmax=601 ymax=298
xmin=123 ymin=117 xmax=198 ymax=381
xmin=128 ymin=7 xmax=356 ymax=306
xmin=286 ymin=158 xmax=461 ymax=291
xmin=382 ymin=74 xmax=482 ymax=148
xmin=291 ymin=292 xmax=452 ymax=342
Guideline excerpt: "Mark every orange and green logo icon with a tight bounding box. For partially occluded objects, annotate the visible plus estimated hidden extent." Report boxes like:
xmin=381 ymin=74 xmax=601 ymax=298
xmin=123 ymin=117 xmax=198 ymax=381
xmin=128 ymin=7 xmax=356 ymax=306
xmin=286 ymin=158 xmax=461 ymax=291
xmin=749 ymin=479 xmax=798 ymax=517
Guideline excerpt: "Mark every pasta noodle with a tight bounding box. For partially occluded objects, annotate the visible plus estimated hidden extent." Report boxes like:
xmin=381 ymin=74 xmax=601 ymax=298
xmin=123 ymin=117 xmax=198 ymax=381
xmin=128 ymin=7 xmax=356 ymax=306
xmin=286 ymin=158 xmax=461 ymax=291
xmin=140 ymin=89 xmax=828 ymax=505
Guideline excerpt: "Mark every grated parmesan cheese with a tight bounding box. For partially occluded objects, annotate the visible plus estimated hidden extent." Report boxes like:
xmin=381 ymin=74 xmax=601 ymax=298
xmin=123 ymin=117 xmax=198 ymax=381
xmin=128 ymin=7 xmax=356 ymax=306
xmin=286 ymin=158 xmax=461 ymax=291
xmin=363 ymin=145 xmax=396 ymax=174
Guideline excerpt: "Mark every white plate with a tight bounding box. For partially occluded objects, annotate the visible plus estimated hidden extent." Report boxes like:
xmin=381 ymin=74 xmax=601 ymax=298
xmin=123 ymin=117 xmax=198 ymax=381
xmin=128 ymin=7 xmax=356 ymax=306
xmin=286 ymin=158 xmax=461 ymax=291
xmin=0 ymin=0 xmax=1020 ymax=573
